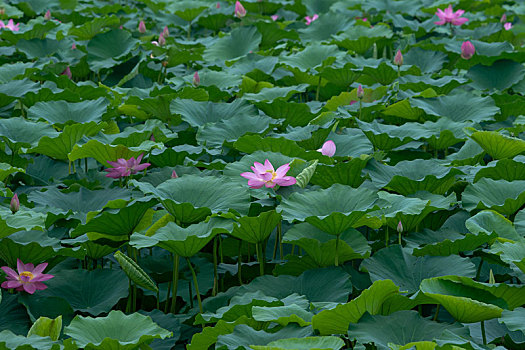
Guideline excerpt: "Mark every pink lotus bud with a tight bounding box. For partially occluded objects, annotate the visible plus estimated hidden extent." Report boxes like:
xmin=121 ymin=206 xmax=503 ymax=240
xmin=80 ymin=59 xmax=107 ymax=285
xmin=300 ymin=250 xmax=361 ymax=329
xmin=61 ymin=66 xmax=72 ymax=79
xmin=235 ymin=1 xmax=246 ymax=18
xmin=394 ymin=50 xmax=403 ymax=66
xmin=356 ymin=85 xmax=364 ymax=99
xmin=10 ymin=194 xmax=19 ymax=213
xmin=150 ymin=134 xmax=155 ymax=141
xmin=44 ymin=10 xmax=51 ymax=20
xmin=158 ymin=33 xmax=166 ymax=46
xmin=271 ymin=15 xmax=279 ymax=21
xmin=397 ymin=221 xmax=403 ymax=233
xmin=138 ymin=20 xmax=146 ymax=33
xmin=461 ymin=41 xmax=475 ymax=60
xmin=71 ymin=43 xmax=77 ymax=49
xmin=504 ymin=22 xmax=512 ymax=30
xmin=119 ymin=25 xmax=123 ymax=29
xmin=317 ymin=140 xmax=336 ymax=157
xmin=193 ymin=71 xmax=200 ymax=87
xmin=0 ymin=8 xmax=5 ymax=16
xmin=162 ymin=26 xmax=169 ymax=38
xmin=171 ymin=170 xmax=178 ymax=179
xmin=500 ymin=14 xmax=507 ymax=23
xmin=216 ymin=2 xmax=220 ymax=9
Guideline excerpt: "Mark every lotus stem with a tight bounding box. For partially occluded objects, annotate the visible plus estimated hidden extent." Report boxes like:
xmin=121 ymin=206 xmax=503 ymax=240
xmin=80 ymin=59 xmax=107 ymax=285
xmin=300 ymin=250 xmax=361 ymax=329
xmin=335 ymin=234 xmax=340 ymax=266
xmin=398 ymin=230 xmax=402 ymax=245
xmin=186 ymin=257 xmax=203 ymax=314
xmin=164 ymin=280 xmax=171 ymax=313
xmin=385 ymin=226 xmax=389 ymax=247
xmin=212 ymin=236 xmax=218 ymax=296
xmin=433 ymin=304 xmax=440 ymax=321
xmin=316 ymin=74 xmax=322 ymax=101
xmin=359 ymin=99 xmax=362 ymax=120
xmin=187 ymin=21 xmax=191 ymax=40
xmin=278 ymin=221 xmax=283 ymax=260
xmin=238 ymin=240 xmax=243 ymax=285
xmin=170 ymin=254 xmax=179 ymax=313
xmin=256 ymin=242 xmax=265 ymax=276
xmin=481 ymin=321 xmax=487 ymax=345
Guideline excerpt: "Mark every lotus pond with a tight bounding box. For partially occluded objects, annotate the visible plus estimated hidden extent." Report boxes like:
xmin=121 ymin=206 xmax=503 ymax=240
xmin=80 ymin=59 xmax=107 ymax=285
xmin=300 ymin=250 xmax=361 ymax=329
xmin=0 ymin=0 xmax=525 ymax=349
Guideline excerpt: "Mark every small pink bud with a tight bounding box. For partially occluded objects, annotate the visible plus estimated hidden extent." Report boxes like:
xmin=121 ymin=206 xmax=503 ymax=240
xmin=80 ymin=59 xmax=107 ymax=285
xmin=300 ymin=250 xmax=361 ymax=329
xmin=71 ymin=43 xmax=77 ymax=50
xmin=460 ymin=41 xmax=475 ymax=60
xmin=271 ymin=15 xmax=279 ymax=21
xmin=235 ymin=1 xmax=246 ymax=18
xmin=158 ymin=33 xmax=166 ymax=46
xmin=162 ymin=26 xmax=169 ymax=38
xmin=138 ymin=20 xmax=146 ymax=33
xmin=61 ymin=66 xmax=72 ymax=79
xmin=394 ymin=50 xmax=403 ymax=66
xmin=317 ymin=140 xmax=336 ymax=157
xmin=150 ymin=134 xmax=155 ymax=141
xmin=504 ymin=22 xmax=512 ymax=31
xmin=500 ymin=14 xmax=507 ymax=23
xmin=10 ymin=194 xmax=19 ymax=214
xmin=171 ymin=170 xmax=178 ymax=179
xmin=44 ymin=10 xmax=51 ymax=20
xmin=119 ymin=25 xmax=123 ymax=29
xmin=356 ymin=85 xmax=364 ymax=99
xmin=216 ymin=2 xmax=220 ymax=9
xmin=193 ymin=71 xmax=200 ymax=87
xmin=397 ymin=221 xmax=403 ymax=233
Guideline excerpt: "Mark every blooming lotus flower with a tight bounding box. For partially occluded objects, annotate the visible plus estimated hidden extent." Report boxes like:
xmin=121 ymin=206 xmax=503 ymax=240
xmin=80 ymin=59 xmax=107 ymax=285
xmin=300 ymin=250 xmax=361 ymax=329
xmin=356 ymin=85 xmax=364 ymax=99
xmin=138 ymin=20 xmax=146 ymax=33
xmin=461 ymin=41 xmax=475 ymax=60
xmin=305 ymin=14 xmax=318 ymax=25
xmin=271 ymin=15 xmax=279 ymax=21
xmin=104 ymin=154 xmax=151 ymax=179
xmin=504 ymin=22 xmax=512 ymax=30
xmin=0 ymin=19 xmax=20 ymax=32
xmin=317 ymin=140 xmax=336 ymax=157
xmin=394 ymin=50 xmax=403 ymax=66
xmin=193 ymin=71 xmax=200 ymax=87
xmin=44 ymin=10 xmax=51 ymax=20
xmin=61 ymin=66 xmax=72 ymax=79
xmin=434 ymin=5 xmax=468 ymax=26
xmin=240 ymin=159 xmax=296 ymax=189
xmin=10 ymin=194 xmax=19 ymax=214
xmin=235 ymin=1 xmax=246 ymax=18
xmin=1 ymin=259 xmax=54 ymax=294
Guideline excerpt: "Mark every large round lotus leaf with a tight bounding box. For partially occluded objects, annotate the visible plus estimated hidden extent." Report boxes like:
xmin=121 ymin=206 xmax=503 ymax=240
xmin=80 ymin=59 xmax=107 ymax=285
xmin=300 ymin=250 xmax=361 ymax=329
xmin=474 ymin=158 xmax=525 ymax=182
xmin=196 ymin=115 xmax=272 ymax=148
xmin=0 ymin=330 xmax=62 ymax=350
xmin=404 ymin=47 xmax=447 ymax=73
xmin=468 ymin=130 xmax=525 ymax=159
xmin=420 ymin=276 xmax=525 ymax=323
xmin=130 ymin=217 xmax=233 ymax=257
xmin=37 ymin=269 xmax=128 ymax=316
xmin=132 ymin=176 xmax=250 ymax=224
xmin=167 ymin=1 xmax=209 ymax=22
xmin=0 ymin=207 xmax=47 ymax=240
xmin=361 ymin=245 xmax=476 ymax=294
xmin=312 ymin=280 xmax=401 ymax=335
xmin=356 ymin=119 xmax=416 ymax=151
xmin=347 ymin=311 xmax=467 ymax=350
xmin=204 ymin=26 xmax=262 ymax=61
xmin=462 ymin=179 xmax=525 ymax=216
xmin=68 ymin=15 xmax=121 ymax=40
xmin=233 ymin=134 xmax=324 ymax=161
xmin=280 ymin=44 xmax=343 ymax=73
xmin=230 ymin=210 xmax=281 ymax=244
xmin=87 ymin=29 xmax=139 ymax=70
xmin=465 ymin=210 xmax=520 ymax=241
xmin=310 ymin=157 xmax=369 ymax=188
xmin=0 ymin=62 xmax=32 ymax=84
xmin=217 ymin=324 xmax=313 ymax=350
xmin=0 ymin=293 xmax=30 ymax=335
xmin=490 ymin=241 xmax=525 ymax=275
xmin=283 ymin=223 xmax=370 ymax=266
xmin=68 ymin=139 xmax=158 ymax=165
xmin=500 ymin=308 xmax=525 ymax=336
xmin=16 ymin=38 xmax=66 ymax=59
xmin=332 ymin=24 xmax=392 ymax=54
xmin=251 ymin=304 xmax=313 ymax=327
xmin=0 ymin=163 xmax=24 ymax=182
xmin=0 ymin=79 xmax=40 ymax=98
xmin=243 ymin=84 xmax=309 ymax=102
xmin=255 ymin=100 xmax=317 ymax=127
xmin=64 ymin=310 xmax=172 ymax=349
xmin=299 ymin=13 xmax=352 ymax=42
xmin=251 ymin=336 xmax=345 ymax=350
xmin=466 ymin=60 xmax=525 ymax=91
xmin=278 ymin=184 xmax=380 ymax=235
xmin=410 ymin=91 xmax=499 ymax=123
xmin=0 ymin=117 xmax=57 ymax=149
xmin=27 ymin=98 xmax=109 ymax=126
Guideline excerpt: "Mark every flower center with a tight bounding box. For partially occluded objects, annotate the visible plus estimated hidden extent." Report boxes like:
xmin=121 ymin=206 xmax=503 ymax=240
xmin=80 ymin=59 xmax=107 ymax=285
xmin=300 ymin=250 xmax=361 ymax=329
xmin=266 ymin=170 xmax=277 ymax=181
xmin=19 ymin=271 xmax=34 ymax=282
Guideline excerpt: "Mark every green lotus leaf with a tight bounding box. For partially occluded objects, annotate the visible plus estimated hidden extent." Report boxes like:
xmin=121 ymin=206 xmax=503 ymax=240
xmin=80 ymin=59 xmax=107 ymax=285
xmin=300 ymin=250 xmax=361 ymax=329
xmin=0 ymin=293 xmax=30 ymax=335
xmin=468 ymin=130 xmax=525 ymax=159
xmin=0 ymin=117 xmax=57 ymax=149
xmin=204 ymin=26 xmax=261 ymax=61
xmin=403 ymin=47 xmax=448 ymax=73
xmin=252 ymin=304 xmax=313 ymax=327
xmin=243 ymin=84 xmax=309 ymax=102
xmin=400 ymin=75 xmax=466 ymax=95
xmin=280 ymin=44 xmax=343 ymax=73
xmin=0 ymin=79 xmax=40 ymax=99
xmin=466 ymin=59 xmax=525 ymax=91
xmin=233 ymin=135 xmax=324 ymax=161
xmin=68 ymin=15 xmax=120 ymax=40
xmin=490 ymin=241 xmax=525 ymax=275
xmin=474 ymin=158 xmax=525 ymax=183
xmin=333 ymin=24 xmax=392 ymax=54
xmin=0 ymin=330 xmax=63 ymax=350
xmin=252 ymin=336 xmax=344 ymax=350
xmin=347 ymin=311 xmax=467 ymax=350
xmin=255 ymin=100 xmax=316 ymax=127
xmin=64 ymin=310 xmax=172 ymax=349
xmin=500 ymin=308 xmax=525 ymax=336
xmin=132 ymin=175 xmax=249 ymax=224
xmin=124 ymin=94 xmax=181 ymax=123
xmin=406 ymin=118 xmax=468 ymax=150
xmin=16 ymin=38 xmax=66 ymax=59
xmin=356 ymin=119 xmax=417 ymax=151
xmin=29 ymin=122 xmax=106 ymax=160
xmin=320 ymin=64 xmax=361 ymax=88
xmin=420 ymin=276 xmax=525 ymax=323
xmin=87 ymin=29 xmax=139 ymax=71
xmin=130 ymin=217 xmax=233 ymax=257
xmin=462 ymin=178 xmax=525 ymax=216
xmin=27 ymin=98 xmax=108 ymax=126
xmin=310 ymin=157 xmax=369 ymax=188
xmin=170 ymin=98 xmax=256 ymax=128
xmin=277 ymin=184 xmax=380 ymax=235
xmin=465 ymin=210 xmax=520 ymax=241
xmin=410 ymin=91 xmax=499 ymax=123
xmin=0 ymin=62 xmax=32 ymax=84
xmin=447 ymin=138 xmax=485 ymax=166
xmin=298 ymin=12 xmax=352 ymax=42
xmin=188 ymin=316 xmax=258 ymax=350
xmin=382 ymin=99 xmax=425 ymax=121
xmin=230 ymin=210 xmax=281 ymax=244
xmin=27 ymin=315 xmax=62 ymax=341
xmin=312 ymin=280 xmax=401 ymax=335
xmin=0 ymin=207 xmax=46 ymax=240
xmin=167 ymin=1 xmax=209 ymax=22
xmin=197 ymin=115 xmax=271 ymax=148
xmin=68 ymin=139 xmax=160 ymax=165
xmin=283 ymin=223 xmax=370 ymax=266
xmin=0 ymin=230 xmax=85 ymax=267
xmin=70 ymin=198 xmax=156 ymax=240
xmin=216 ymin=324 xmax=313 ymax=350
xmin=322 ymin=129 xmax=373 ymax=158
xmin=361 ymin=245 xmax=476 ymax=294
xmin=0 ymin=163 xmax=24 ymax=182
xmin=366 ymin=159 xmax=462 ymax=195
xmin=38 ymin=269 xmax=128 ymax=316
xmin=360 ymin=62 xmax=404 ymax=85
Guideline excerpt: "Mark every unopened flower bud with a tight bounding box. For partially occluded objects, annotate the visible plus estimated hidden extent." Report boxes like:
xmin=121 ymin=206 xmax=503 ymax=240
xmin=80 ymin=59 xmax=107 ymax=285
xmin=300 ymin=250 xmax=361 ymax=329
xmin=397 ymin=220 xmax=403 ymax=233
xmin=193 ymin=71 xmax=200 ymax=87
xmin=235 ymin=1 xmax=246 ymax=18
xmin=460 ymin=41 xmax=475 ymax=60
xmin=44 ymin=10 xmax=51 ymax=20
xmin=500 ymin=14 xmax=507 ymax=23
xmin=158 ymin=33 xmax=166 ymax=46
xmin=10 ymin=194 xmax=19 ymax=214
xmin=162 ymin=26 xmax=169 ymax=38
xmin=138 ymin=20 xmax=146 ymax=33
xmin=356 ymin=85 xmax=364 ymax=99
xmin=171 ymin=170 xmax=178 ymax=179
xmin=394 ymin=50 xmax=403 ymax=66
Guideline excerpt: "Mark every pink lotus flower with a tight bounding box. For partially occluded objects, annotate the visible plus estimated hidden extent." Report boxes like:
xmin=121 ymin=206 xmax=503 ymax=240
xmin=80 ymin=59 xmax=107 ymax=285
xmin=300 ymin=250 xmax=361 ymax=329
xmin=104 ymin=154 xmax=151 ymax=179
xmin=356 ymin=85 xmax=364 ymax=99
xmin=0 ymin=19 xmax=20 ymax=32
xmin=435 ymin=5 xmax=468 ymax=26
xmin=271 ymin=15 xmax=279 ymax=21
xmin=61 ymin=66 xmax=72 ymax=79
xmin=235 ymin=1 xmax=246 ymax=18
xmin=10 ymin=194 xmax=19 ymax=214
xmin=305 ymin=14 xmax=318 ymax=25
xmin=1 ymin=259 xmax=54 ymax=294
xmin=317 ymin=140 xmax=336 ymax=157
xmin=193 ymin=71 xmax=200 ymax=87
xmin=394 ymin=50 xmax=403 ymax=66
xmin=44 ymin=10 xmax=51 ymax=20
xmin=461 ymin=41 xmax=475 ymax=60
xmin=138 ymin=20 xmax=146 ymax=33
xmin=240 ymin=159 xmax=296 ymax=189
xmin=504 ymin=22 xmax=512 ymax=30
